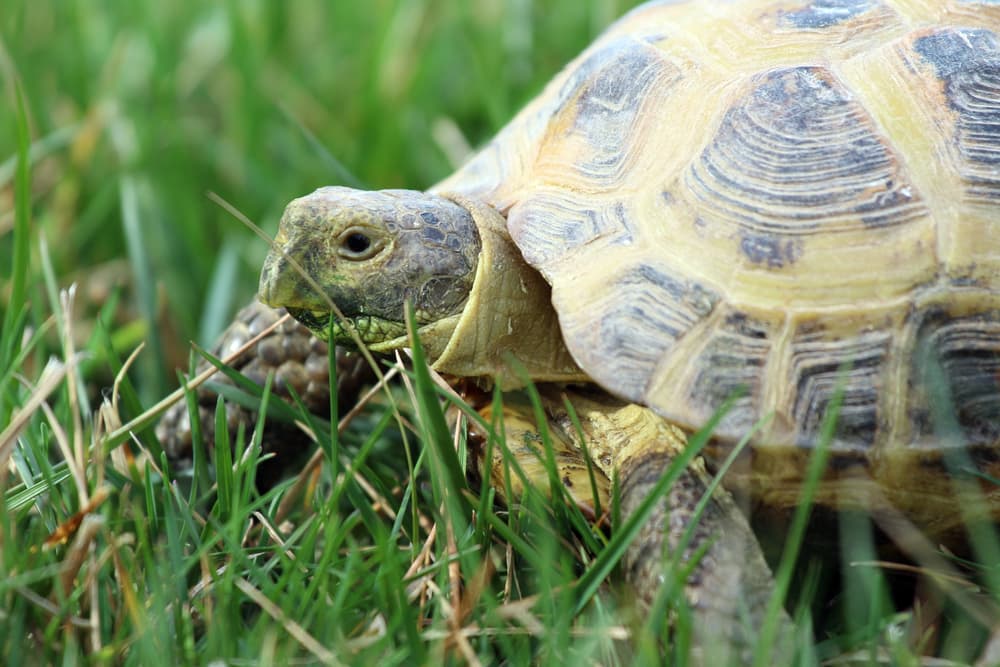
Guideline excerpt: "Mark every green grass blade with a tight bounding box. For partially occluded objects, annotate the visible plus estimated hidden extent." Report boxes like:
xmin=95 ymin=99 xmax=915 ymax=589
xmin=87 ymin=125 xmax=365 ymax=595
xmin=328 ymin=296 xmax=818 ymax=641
xmin=0 ymin=83 xmax=33 ymax=427
xmin=4 ymin=84 xmax=31 ymax=337
xmin=405 ymin=308 xmax=469 ymax=512
xmin=119 ymin=173 xmax=167 ymax=398
xmin=324 ymin=318 xmax=340 ymax=480
xmin=213 ymin=394 xmax=234 ymax=519
xmin=753 ymin=389 xmax=843 ymax=667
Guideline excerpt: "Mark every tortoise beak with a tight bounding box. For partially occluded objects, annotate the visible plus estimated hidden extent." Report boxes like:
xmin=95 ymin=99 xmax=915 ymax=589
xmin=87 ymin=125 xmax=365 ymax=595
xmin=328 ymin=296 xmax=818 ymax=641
xmin=259 ymin=221 xmax=295 ymax=308
xmin=258 ymin=239 xmax=293 ymax=308
xmin=259 ymin=227 xmax=324 ymax=312
xmin=258 ymin=200 xmax=331 ymax=312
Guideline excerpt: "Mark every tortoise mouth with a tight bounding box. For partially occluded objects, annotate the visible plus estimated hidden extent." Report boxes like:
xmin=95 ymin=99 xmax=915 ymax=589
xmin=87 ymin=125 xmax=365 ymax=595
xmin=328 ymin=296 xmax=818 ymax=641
xmin=286 ymin=308 xmax=406 ymax=346
xmin=286 ymin=308 xmax=332 ymax=337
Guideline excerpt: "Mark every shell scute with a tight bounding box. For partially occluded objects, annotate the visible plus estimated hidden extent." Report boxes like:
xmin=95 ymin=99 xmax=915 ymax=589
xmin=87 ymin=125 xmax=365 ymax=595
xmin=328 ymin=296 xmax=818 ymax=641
xmin=509 ymin=195 xmax=637 ymax=269
xmin=906 ymin=300 xmax=1000 ymax=447
xmin=534 ymin=37 xmax=683 ymax=192
xmin=787 ymin=323 xmax=893 ymax=450
xmin=913 ymin=28 xmax=1000 ymax=204
xmin=685 ymin=66 xmax=927 ymax=237
xmin=687 ymin=311 xmax=772 ymax=435
xmin=556 ymin=262 xmax=719 ymax=403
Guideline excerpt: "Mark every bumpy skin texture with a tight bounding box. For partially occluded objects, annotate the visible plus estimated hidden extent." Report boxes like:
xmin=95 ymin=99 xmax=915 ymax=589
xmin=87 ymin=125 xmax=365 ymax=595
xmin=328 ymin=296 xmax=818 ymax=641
xmin=157 ymin=302 xmax=373 ymax=487
xmin=617 ymin=449 xmax=786 ymax=662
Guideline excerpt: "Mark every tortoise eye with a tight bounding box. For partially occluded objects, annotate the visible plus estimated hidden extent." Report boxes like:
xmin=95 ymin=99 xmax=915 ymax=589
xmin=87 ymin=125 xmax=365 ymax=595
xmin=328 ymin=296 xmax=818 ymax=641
xmin=337 ymin=228 xmax=379 ymax=260
xmin=345 ymin=233 xmax=370 ymax=254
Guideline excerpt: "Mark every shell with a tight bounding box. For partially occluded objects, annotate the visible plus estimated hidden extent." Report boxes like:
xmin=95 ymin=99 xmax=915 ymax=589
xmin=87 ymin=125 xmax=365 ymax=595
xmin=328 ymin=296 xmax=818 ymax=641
xmin=436 ymin=0 xmax=1000 ymax=456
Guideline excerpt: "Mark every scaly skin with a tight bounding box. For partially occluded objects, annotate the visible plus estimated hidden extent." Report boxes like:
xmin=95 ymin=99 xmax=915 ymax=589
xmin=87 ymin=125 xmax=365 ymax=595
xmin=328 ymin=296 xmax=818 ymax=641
xmin=492 ymin=388 xmax=793 ymax=663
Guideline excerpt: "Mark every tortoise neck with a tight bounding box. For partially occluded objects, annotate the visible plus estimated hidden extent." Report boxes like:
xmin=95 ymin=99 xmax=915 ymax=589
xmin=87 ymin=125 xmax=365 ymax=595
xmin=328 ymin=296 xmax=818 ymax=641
xmin=424 ymin=194 xmax=586 ymax=388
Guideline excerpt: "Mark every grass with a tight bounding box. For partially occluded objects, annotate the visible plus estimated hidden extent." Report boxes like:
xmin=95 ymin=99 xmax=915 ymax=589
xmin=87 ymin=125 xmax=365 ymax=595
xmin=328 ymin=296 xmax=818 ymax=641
xmin=2 ymin=1 xmax=1000 ymax=664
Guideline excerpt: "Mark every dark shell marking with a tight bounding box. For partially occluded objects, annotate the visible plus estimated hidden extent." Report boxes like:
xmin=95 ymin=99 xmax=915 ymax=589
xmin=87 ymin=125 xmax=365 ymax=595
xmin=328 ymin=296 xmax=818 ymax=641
xmin=779 ymin=0 xmax=880 ymax=29
xmin=559 ymin=263 xmax=719 ymax=402
xmin=789 ymin=326 xmax=892 ymax=450
xmin=739 ymin=234 xmax=803 ymax=268
xmin=690 ymin=312 xmax=771 ymax=434
xmin=907 ymin=305 xmax=1000 ymax=446
xmin=555 ymin=38 xmax=679 ymax=184
xmin=686 ymin=66 xmax=926 ymax=249
xmin=512 ymin=195 xmax=637 ymax=268
xmin=914 ymin=28 xmax=1000 ymax=204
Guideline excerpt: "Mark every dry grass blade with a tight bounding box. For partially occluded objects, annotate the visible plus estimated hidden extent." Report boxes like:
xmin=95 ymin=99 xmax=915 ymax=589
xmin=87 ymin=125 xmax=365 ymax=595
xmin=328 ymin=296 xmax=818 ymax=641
xmin=14 ymin=585 xmax=92 ymax=629
xmin=444 ymin=510 xmax=464 ymax=643
xmin=1 ymin=358 xmax=72 ymax=474
xmin=56 ymin=286 xmax=88 ymax=505
xmin=976 ymin=628 xmax=1000 ymax=667
xmin=56 ymin=513 xmax=105 ymax=599
xmin=105 ymin=528 xmax=145 ymax=632
xmin=871 ymin=491 xmax=1000 ymax=629
xmin=404 ymin=522 xmax=439 ymax=605
xmin=848 ymin=560 xmax=984 ymax=593
xmin=252 ymin=511 xmax=297 ymax=562
xmin=234 ymin=578 xmax=346 ymax=667
xmin=42 ymin=485 xmax=111 ymax=551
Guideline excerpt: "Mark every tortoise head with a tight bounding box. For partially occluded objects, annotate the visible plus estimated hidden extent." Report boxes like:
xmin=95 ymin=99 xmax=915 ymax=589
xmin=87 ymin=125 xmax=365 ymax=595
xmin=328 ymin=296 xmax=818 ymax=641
xmin=259 ymin=186 xmax=481 ymax=348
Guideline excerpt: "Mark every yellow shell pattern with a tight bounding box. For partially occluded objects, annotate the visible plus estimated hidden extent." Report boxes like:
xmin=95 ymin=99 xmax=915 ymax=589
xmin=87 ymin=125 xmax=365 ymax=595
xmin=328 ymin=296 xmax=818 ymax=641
xmin=435 ymin=0 xmax=1000 ymax=454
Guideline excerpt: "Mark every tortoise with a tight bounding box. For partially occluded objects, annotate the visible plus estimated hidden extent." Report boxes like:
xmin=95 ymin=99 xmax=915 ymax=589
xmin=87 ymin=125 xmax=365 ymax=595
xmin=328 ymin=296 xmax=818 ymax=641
xmin=252 ymin=0 xmax=1000 ymax=657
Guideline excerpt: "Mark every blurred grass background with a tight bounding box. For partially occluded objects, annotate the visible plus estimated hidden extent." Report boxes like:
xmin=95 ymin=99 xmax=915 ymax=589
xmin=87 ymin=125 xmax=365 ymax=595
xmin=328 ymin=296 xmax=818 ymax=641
xmin=1 ymin=0 xmax=641 ymax=402
xmin=5 ymin=1 xmax=1000 ymax=664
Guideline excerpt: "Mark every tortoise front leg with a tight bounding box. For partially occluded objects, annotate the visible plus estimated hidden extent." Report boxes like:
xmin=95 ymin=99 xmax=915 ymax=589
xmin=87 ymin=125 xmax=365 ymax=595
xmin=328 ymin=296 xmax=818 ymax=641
xmin=616 ymin=440 xmax=794 ymax=662
xmin=476 ymin=387 xmax=794 ymax=662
